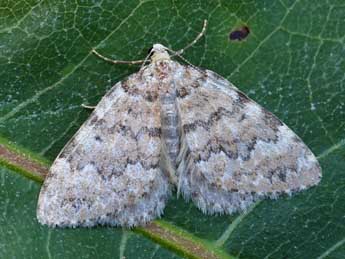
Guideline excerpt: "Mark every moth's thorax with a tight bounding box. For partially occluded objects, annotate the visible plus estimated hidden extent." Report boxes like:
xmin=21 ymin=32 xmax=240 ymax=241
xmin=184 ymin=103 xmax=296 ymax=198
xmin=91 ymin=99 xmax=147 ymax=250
xmin=149 ymin=44 xmax=174 ymax=82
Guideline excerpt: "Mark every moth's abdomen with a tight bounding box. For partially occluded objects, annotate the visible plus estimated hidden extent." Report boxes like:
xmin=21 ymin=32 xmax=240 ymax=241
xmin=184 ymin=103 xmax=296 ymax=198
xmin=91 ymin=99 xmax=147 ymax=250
xmin=160 ymin=92 xmax=180 ymax=166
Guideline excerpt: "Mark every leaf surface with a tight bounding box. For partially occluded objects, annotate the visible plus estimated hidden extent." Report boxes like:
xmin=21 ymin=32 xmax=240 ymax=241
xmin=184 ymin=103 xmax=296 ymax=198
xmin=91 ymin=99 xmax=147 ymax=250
xmin=1 ymin=0 xmax=345 ymax=258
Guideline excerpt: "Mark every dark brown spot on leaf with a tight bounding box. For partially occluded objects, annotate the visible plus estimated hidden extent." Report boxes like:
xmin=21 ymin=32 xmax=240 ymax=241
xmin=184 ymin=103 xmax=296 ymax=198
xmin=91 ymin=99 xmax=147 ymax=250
xmin=229 ymin=26 xmax=250 ymax=41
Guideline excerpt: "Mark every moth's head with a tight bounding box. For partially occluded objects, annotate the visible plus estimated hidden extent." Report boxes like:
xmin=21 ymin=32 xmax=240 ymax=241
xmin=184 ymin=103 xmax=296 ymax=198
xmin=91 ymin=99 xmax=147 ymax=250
xmin=150 ymin=44 xmax=171 ymax=62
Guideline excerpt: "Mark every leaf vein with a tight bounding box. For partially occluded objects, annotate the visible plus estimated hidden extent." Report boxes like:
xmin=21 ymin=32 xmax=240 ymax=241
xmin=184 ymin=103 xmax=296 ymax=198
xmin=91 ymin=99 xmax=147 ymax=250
xmin=228 ymin=0 xmax=300 ymax=78
xmin=215 ymin=201 xmax=260 ymax=248
xmin=317 ymin=138 xmax=345 ymax=159
xmin=0 ymin=0 xmax=45 ymax=34
xmin=0 ymin=0 xmax=152 ymax=124
xmin=316 ymin=237 xmax=345 ymax=259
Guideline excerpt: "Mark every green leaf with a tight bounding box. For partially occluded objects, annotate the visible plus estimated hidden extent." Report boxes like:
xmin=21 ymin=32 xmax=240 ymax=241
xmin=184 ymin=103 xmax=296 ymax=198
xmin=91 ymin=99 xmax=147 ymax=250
xmin=1 ymin=0 xmax=345 ymax=258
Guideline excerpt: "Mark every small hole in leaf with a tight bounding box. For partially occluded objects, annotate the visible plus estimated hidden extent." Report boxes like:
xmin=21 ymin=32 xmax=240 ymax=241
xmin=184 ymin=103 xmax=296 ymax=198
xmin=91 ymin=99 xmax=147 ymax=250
xmin=229 ymin=26 xmax=250 ymax=41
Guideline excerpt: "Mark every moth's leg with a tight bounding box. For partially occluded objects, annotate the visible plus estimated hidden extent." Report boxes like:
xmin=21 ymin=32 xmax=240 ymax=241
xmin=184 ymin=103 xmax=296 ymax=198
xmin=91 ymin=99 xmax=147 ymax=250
xmin=81 ymin=104 xmax=96 ymax=110
xmin=91 ymin=49 xmax=145 ymax=65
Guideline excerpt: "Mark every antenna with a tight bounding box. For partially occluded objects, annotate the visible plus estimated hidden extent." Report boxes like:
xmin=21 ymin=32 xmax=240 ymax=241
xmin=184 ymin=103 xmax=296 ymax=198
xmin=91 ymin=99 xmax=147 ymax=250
xmin=175 ymin=19 xmax=207 ymax=55
xmin=91 ymin=19 xmax=208 ymax=66
xmin=91 ymin=49 xmax=145 ymax=65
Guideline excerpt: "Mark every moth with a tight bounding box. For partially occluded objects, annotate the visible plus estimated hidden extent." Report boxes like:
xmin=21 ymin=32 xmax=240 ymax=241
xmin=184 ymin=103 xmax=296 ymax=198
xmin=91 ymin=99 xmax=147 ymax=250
xmin=37 ymin=20 xmax=321 ymax=227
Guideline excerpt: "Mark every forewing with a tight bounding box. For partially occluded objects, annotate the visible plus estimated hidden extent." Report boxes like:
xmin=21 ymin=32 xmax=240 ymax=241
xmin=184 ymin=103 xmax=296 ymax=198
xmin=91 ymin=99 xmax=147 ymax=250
xmin=175 ymin=66 xmax=321 ymax=214
xmin=37 ymin=74 xmax=169 ymax=227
